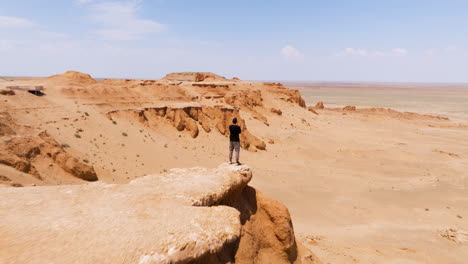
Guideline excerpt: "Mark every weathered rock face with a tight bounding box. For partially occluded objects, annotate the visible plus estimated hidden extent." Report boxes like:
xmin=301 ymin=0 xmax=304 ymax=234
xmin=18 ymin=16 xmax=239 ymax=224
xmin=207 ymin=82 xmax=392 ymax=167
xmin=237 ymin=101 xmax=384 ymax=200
xmin=0 ymin=152 xmax=40 ymax=179
xmin=224 ymin=186 xmax=318 ymax=264
xmin=224 ymin=90 xmax=269 ymax=124
xmin=225 ymin=90 xmax=264 ymax=109
xmin=163 ymin=72 xmax=229 ymax=82
xmin=271 ymin=108 xmax=283 ymax=116
xmin=0 ymin=89 xmax=15 ymax=95
xmin=0 ymin=164 xmax=319 ymax=264
xmin=0 ymin=131 xmax=98 ymax=182
xmin=342 ymin=105 xmax=356 ymax=111
xmin=307 ymin=107 xmax=319 ymax=115
xmin=106 ymin=105 xmax=267 ymax=151
xmin=314 ymin=102 xmax=325 ymax=109
xmin=283 ymin=89 xmax=306 ymax=108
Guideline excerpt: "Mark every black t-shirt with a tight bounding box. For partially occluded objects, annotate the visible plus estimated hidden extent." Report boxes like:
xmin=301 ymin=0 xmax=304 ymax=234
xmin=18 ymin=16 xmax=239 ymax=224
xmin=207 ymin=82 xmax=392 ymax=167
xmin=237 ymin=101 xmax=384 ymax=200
xmin=229 ymin=124 xmax=241 ymax=142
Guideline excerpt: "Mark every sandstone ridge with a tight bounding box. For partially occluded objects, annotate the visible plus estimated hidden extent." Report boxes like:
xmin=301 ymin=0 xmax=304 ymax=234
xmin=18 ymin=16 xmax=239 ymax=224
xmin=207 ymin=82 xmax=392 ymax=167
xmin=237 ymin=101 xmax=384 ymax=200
xmin=0 ymin=164 xmax=319 ymax=264
xmin=106 ymin=104 xmax=266 ymax=151
xmin=163 ymin=72 xmax=229 ymax=82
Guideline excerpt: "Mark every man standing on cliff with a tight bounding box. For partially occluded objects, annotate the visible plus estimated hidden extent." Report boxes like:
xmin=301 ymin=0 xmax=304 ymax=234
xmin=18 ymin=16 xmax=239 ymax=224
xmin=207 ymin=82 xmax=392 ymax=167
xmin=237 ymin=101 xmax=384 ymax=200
xmin=229 ymin=118 xmax=242 ymax=165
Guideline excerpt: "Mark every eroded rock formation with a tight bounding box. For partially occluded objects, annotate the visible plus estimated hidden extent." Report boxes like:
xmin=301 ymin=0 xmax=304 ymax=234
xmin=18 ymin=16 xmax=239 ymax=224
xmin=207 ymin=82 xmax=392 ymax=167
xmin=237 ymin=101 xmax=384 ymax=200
xmin=271 ymin=108 xmax=283 ymax=116
xmin=0 ymin=89 xmax=15 ymax=95
xmin=163 ymin=72 xmax=229 ymax=82
xmin=0 ymin=164 xmax=318 ymax=264
xmin=314 ymin=102 xmax=325 ymax=109
xmin=0 ymin=131 xmax=98 ymax=182
xmin=342 ymin=105 xmax=356 ymax=111
xmin=106 ymin=104 xmax=266 ymax=151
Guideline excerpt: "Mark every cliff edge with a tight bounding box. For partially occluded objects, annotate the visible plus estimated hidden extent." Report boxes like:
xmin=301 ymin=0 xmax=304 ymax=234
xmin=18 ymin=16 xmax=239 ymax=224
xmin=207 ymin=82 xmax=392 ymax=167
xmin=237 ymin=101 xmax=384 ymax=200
xmin=0 ymin=164 xmax=320 ymax=264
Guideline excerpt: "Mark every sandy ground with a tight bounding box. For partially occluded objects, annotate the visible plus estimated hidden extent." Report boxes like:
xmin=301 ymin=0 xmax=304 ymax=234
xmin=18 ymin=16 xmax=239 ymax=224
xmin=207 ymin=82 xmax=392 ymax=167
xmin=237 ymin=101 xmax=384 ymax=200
xmin=251 ymin=83 xmax=468 ymax=264
xmin=1 ymin=74 xmax=467 ymax=263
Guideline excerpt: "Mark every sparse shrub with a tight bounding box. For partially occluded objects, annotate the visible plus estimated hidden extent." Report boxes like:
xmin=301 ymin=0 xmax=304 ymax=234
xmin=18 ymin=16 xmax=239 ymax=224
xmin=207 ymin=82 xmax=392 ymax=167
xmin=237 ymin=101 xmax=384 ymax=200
xmin=74 ymin=134 xmax=81 ymax=138
xmin=84 ymin=112 xmax=89 ymax=116
xmin=77 ymin=128 xmax=83 ymax=132
xmin=122 ymin=132 xmax=128 ymax=137
xmin=164 ymin=144 xmax=168 ymax=148
xmin=83 ymin=159 xmax=89 ymax=163
xmin=61 ymin=143 xmax=70 ymax=148
xmin=112 ymin=120 xmax=117 ymax=125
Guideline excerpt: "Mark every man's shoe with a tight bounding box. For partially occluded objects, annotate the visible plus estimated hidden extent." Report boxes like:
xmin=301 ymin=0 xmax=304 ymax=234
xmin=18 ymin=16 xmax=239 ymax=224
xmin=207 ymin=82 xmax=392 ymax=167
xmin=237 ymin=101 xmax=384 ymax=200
xmin=236 ymin=161 xmax=242 ymax=165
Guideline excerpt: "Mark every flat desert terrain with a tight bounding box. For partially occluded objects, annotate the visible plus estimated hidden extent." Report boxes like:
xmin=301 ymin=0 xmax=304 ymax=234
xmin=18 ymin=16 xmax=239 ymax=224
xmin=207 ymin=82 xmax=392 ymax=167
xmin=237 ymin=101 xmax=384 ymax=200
xmin=1 ymin=73 xmax=467 ymax=263
xmin=256 ymin=82 xmax=468 ymax=263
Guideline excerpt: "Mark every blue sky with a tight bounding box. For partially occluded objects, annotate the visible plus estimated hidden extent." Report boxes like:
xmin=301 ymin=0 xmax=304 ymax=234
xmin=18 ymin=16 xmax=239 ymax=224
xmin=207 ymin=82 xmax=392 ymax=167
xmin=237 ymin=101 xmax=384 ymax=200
xmin=1 ymin=0 xmax=467 ymax=82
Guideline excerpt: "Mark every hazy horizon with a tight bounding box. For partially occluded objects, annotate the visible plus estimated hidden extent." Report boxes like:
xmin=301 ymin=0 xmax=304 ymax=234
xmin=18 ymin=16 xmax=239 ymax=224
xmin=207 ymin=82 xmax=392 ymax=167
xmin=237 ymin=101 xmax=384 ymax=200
xmin=3 ymin=73 xmax=468 ymax=86
xmin=2 ymin=1 xmax=468 ymax=82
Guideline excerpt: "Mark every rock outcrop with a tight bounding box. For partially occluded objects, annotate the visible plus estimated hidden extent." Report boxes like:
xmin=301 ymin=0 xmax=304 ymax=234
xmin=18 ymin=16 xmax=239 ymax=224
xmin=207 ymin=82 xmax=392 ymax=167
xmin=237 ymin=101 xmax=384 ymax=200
xmin=0 ymin=131 xmax=98 ymax=182
xmin=106 ymin=104 xmax=266 ymax=151
xmin=0 ymin=89 xmax=15 ymax=95
xmin=314 ymin=102 xmax=324 ymax=109
xmin=283 ymin=89 xmax=306 ymax=108
xmin=307 ymin=107 xmax=318 ymax=115
xmin=342 ymin=105 xmax=356 ymax=111
xmin=0 ymin=164 xmax=319 ymax=264
xmin=271 ymin=108 xmax=283 ymax=116
xmin=163 ymin=72 xmax=229 ymax=82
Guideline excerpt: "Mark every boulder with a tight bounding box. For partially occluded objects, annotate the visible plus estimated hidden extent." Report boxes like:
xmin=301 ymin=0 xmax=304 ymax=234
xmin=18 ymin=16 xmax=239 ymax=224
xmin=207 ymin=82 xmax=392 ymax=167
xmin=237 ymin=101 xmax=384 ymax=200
xmin=0 ymin=164 xmax=319 ymax=264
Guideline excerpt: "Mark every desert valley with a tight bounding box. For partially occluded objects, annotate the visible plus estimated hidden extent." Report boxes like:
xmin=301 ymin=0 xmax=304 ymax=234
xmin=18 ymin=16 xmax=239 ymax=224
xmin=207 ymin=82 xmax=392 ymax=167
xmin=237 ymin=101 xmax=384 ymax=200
xmin=1 ymin=71 xmax=467 ymax=263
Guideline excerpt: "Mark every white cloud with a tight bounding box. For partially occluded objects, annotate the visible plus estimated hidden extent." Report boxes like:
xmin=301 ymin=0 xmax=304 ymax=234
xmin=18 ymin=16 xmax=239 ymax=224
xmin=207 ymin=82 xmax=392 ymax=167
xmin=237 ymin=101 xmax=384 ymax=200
xmin=335 ymin=47 xmax=408 ymax=57
xmin=87 ymin=1 xmax=165 ymax=40
xmin=391 ymin=48 xmax=408 ymax=56
xmin=281 ymin=45 xmax=302 ymax=60
xmin=0 ymin=16 xmax=34 ymax=27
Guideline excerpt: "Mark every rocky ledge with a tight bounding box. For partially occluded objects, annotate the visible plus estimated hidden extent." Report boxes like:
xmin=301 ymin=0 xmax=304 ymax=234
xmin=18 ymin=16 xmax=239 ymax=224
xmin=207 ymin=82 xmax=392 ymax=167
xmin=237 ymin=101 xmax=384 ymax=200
xmin=0 ymin=164 xmax=319 ymax=264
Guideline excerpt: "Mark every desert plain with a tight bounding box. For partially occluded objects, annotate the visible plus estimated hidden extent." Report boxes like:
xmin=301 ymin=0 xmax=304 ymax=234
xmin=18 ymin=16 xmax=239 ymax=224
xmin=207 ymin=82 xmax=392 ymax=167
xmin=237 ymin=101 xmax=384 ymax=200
xmin=0 ymin=72 xmax=467 ymax=263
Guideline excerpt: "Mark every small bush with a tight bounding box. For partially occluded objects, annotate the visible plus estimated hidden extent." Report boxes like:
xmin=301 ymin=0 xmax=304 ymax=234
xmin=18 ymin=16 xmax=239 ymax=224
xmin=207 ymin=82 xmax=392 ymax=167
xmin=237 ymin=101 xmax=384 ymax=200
xmin=122 ymin=132 xmax=128 ymax=137
xmin=61 ymin=143 xmax=70 ymax=148
xmin=83 ymin=159 xmax=89 ymax=163
xmin=112 ymin=120 xmax=117 ymax=125
xmin=84 ymin=112 xmax=89 ymax=116
xmin=74 ymin=134 xmax=81 ymax=138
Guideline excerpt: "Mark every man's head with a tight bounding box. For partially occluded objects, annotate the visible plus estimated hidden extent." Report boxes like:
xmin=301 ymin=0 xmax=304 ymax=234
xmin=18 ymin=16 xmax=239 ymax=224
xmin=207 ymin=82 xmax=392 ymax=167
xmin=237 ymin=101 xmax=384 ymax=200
xmin=232 ymin=117 xmax=238 ymax=124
